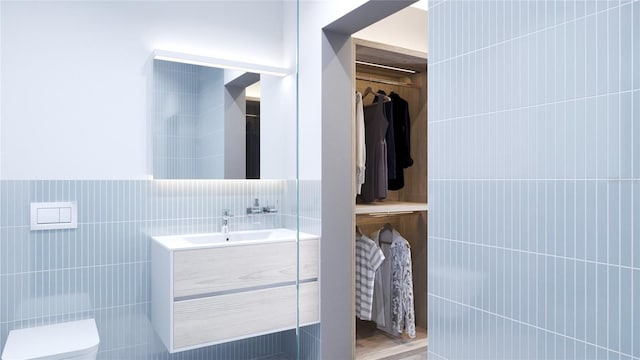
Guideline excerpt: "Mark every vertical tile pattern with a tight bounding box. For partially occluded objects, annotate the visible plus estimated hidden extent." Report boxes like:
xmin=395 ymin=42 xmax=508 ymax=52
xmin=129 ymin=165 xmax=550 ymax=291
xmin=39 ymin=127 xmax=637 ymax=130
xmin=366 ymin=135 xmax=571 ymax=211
xmin=298 ymin=179 xmax=321 ymax=356
xmin=282 ymin=179 xmax=322 ymax=357
xmin=153 ymin=61 xmax=200 ymax=179
xmin=0 ymin=179 xmax=304 ymax=359
xmin=429 ymin=1 xmax=637 ymax=359
xmin=286 ymin=180 xmax=321 ymax=236
xmin=196 ymin=67 xmax=226 ymax=179
xmin=153 ymin=61 xmax=230 ymax=180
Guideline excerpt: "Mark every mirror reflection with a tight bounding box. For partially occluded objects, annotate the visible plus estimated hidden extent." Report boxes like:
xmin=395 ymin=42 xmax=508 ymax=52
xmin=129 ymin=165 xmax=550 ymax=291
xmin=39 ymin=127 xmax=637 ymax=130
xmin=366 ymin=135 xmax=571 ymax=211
xmin=152 ymin=59 xmax=263 ymax=179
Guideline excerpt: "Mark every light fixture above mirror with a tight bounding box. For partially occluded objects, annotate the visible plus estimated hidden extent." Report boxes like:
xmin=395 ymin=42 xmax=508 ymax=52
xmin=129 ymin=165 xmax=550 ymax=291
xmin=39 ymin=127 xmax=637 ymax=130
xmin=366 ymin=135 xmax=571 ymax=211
xmin=152 ymin=50 xmax=290 ymax=77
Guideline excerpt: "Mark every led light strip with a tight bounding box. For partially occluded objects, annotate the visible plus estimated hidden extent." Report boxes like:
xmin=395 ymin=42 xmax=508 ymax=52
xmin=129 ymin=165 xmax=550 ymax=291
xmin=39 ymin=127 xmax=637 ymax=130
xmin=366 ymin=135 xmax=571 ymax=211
xmin=355 ymin=60 xmax=417 ymax=74
xmin=153 ymin=50 xmax=289 ymax=77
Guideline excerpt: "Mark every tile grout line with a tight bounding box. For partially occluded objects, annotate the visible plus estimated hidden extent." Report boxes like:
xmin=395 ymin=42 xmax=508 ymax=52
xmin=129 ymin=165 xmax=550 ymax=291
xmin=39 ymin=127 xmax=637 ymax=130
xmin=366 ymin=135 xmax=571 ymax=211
xmin=429 ymin=236 xmax=640 ymax=272
xmin=431 ymin=1 xmax=630 ymax=68
xmin=429 ymin=88 xmax=639 ymax=125
xmin=428 ymin=293 xmax=640 ymax=360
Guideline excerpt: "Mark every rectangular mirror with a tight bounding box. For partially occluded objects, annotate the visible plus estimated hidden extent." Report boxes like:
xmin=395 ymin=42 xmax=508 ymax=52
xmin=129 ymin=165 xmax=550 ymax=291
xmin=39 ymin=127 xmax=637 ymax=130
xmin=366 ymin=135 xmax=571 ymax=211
xmin=151 ymin=52 xmax=290 ymax=179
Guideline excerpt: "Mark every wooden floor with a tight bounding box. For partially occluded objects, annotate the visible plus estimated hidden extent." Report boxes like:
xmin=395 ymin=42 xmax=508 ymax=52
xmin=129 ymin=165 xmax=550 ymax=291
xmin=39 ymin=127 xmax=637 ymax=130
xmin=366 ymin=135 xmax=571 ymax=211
xmin=356 ymin=322 xmax=428 ymax=360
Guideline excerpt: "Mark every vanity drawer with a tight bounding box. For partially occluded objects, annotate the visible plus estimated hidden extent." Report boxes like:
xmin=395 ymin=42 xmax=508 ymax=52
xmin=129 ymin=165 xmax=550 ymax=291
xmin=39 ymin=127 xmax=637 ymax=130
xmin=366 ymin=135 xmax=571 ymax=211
xmin=173 ymin=238 xmax=318 ymax=298
xmin=173 ymin=281 xmax=319 ymax=350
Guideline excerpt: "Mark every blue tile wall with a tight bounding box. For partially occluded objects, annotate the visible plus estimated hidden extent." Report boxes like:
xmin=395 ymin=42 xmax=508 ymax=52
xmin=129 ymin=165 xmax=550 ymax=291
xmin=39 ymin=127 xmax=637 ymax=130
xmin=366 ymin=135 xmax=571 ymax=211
xmin=282 ymin=324 xmax=321 ymax=360
xmin=153 ymin=61 xmax=200 ymax=179
xmin=429 ymin=1 xmax=638 ymax=359
xmin=282 ymin=180 xmax=321 ymax=359
xmin=0 ymin=179 xmax=314 ymax=359
xmin=153 ymin=61 xmax=227 ymax=179
xmin=298 ymin=323 xmax=321 ymax=360
xmin=284 ymin=180 xmax=321 ymax=237
xmin=197 ymin=66 xmax=225 ymax=179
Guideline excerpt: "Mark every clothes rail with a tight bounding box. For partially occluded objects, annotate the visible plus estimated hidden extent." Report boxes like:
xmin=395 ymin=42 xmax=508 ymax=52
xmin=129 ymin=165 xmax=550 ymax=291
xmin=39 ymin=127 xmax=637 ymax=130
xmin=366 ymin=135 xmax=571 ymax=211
xmin=355 ymin=75 xmax=420 ymax=89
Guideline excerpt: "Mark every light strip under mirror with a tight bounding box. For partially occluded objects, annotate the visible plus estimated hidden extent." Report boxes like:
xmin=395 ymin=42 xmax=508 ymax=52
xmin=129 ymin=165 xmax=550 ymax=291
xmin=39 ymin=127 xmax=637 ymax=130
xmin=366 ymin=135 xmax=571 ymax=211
xmin=153 ymin=49 xmax=290 ymax=77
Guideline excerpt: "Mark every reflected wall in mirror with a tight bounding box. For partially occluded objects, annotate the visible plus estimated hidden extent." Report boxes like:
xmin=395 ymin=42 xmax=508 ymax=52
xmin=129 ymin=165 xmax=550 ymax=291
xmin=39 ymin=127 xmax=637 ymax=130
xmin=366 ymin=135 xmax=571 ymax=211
xmin=152 ymin=59 xmax=269 ymax=179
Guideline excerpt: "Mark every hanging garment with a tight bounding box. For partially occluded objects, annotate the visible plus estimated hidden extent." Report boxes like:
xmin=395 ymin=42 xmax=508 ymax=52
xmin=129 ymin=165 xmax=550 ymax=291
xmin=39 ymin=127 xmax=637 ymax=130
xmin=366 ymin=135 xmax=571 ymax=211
xmin=355 ymin=235 xmax=385 ymax=321
xmin=355 ymin=92 xmax=366 ymax=195
xmin=373 ymin=90 xmax=397 ymax=181
xmin=388 ymin=92 xmax=413 ymax=190
xmin=371 ymin=231 xmax=387 ymax=327
xmin=360 ymin=101 xmax=388 ymax=203
xmin=371 ymin=228 xmax=416 ymax=338
xmin=372 ymin=228 xmax=394 ymax=335
xmin=390 ymin=234 xmax=416 ymax=338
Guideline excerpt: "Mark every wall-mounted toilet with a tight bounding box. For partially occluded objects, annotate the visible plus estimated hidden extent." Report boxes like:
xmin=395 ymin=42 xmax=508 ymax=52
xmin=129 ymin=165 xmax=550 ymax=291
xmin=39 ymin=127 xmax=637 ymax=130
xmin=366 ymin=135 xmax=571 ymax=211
xmin=2 ymin=319 xmax=99 ymax=360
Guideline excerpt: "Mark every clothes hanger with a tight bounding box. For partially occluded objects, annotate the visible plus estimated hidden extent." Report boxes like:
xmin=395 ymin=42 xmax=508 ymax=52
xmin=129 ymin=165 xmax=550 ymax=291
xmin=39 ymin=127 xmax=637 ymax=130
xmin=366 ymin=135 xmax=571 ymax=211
xmin=363 ymin=85 xmax=390 ymax=103
xmin=362 ymin=86 xmax=375 ymax=100
xmin=375 ymin=89 xmax=392 ymax=102
xmin=365 ymin=87 xmax=390 ymax=103
xmin=377 ymin=93 xmax=392 ymax=102
xmin=355 ymin=225 xmax=364 ymax=238
xmin=379 ymin=223 xmax=394 ymax=244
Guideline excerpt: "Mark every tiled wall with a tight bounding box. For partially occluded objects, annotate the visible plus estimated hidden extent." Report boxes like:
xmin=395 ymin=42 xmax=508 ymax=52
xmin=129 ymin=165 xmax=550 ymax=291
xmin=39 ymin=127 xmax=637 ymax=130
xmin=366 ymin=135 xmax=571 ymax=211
xmin=197 ymin=66 xmax=226 ymax=179
xmin=153 ymin=61 xmax=225 ymax=179
xmin=283 ymin=323 xmax=321 ymax=360
xmin=0 ymin=179 xmax=316 ymax=359
xmin=284 ymin=180 xmax=322 ymax=237
xmin=429 ymin=1 xmax=639 ymax=359
xmin=153 ymin=60 xmax=200 ymax=179
xmin=282 ymin=180 xmax=322 ymax=360
xmin=294 ymin=180 xmax=321 ymax=360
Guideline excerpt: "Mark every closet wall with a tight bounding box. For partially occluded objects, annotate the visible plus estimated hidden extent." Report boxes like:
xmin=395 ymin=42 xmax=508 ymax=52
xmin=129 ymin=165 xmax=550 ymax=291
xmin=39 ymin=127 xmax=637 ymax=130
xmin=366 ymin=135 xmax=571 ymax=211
xmin=354 ymin=38 xmax=428 ymax=353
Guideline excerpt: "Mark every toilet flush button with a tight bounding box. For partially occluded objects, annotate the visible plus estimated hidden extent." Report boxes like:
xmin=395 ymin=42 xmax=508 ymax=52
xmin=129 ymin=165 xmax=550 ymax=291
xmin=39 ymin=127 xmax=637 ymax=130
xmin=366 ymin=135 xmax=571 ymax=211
xmin=30 ymin=202 xmax=78 ymax=230
xmin=59 ymin=208 xmax=72 ymax=223
xmin=37 ymin=208 xmax=60 ymax=224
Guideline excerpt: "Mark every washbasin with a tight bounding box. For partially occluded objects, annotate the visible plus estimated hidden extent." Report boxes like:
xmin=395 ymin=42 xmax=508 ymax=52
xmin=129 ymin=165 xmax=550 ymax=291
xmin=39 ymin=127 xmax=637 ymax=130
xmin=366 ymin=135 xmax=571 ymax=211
xmin=152 ymin=228 xmax=317 ymax=250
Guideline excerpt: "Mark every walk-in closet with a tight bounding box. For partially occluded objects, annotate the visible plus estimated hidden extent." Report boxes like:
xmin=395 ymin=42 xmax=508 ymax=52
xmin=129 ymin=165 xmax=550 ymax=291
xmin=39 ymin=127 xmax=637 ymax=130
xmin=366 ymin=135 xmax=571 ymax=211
xmin=352 ymin=6 xmax=428 ymax=358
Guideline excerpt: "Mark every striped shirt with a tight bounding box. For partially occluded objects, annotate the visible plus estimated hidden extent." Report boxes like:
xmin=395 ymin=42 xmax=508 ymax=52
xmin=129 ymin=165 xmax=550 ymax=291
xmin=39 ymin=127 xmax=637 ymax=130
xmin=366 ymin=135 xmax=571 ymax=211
xmin=355 ymin=235 xmax=385 ymax=321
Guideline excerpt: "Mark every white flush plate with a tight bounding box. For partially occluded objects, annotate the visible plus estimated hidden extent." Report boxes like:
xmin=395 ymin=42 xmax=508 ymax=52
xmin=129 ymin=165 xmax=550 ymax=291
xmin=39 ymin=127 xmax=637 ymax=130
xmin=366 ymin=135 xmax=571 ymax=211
xmin=30 ymin=202 xmax=78 ymax=231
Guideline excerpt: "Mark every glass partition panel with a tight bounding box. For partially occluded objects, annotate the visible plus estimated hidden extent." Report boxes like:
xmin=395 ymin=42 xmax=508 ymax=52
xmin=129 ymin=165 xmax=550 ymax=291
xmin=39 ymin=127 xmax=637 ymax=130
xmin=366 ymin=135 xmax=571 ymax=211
xmin=0 ymin=1 xmax=306 ymax=359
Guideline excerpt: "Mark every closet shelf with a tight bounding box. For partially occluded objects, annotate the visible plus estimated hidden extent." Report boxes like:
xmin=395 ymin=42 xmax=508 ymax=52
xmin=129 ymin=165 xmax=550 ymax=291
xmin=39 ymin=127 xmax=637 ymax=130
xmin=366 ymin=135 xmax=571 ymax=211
xmin=355 ymin=201 xmax=428 ymax=216
xmin=354 ymin=38 xmax=427 ymax=74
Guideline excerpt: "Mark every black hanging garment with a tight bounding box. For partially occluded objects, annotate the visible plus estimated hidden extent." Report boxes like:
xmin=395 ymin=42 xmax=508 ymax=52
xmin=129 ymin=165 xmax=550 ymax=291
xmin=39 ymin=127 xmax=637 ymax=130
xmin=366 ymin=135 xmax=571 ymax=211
xmin=388 ymin=92 xmax=413 ymax=190
xmin=359 ymin=101 xmax=388 ymax=203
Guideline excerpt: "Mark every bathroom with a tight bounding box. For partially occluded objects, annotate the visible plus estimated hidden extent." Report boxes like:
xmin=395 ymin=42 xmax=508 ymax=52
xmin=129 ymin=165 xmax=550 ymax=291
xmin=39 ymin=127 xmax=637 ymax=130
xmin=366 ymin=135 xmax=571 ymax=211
xmin=1 ymin=1 xmax=639 ymax=360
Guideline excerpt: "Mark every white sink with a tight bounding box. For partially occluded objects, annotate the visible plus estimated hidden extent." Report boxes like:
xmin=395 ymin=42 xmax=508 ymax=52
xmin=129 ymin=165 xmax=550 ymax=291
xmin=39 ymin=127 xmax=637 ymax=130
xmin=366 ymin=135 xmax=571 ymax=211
xmin=152 ymin=228 xmax=317 ymax=250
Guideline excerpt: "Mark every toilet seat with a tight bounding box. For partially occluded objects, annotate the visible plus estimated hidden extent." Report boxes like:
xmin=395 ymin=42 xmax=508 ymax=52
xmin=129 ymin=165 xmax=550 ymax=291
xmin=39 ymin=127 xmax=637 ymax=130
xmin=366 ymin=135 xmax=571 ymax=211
xmin=2 ymin=319 xmax=99 ymax=360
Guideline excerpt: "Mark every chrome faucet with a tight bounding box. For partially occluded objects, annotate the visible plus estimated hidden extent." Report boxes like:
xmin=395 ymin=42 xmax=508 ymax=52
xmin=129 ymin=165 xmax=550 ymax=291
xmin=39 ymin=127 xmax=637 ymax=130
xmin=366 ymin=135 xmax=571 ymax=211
xmin=247 ymin=198 xmax=262 ymax=214
xmin=221 ymin=209 xmax=233 ymax=235
xmin=246 ymin=198 xmax=278 ymax=214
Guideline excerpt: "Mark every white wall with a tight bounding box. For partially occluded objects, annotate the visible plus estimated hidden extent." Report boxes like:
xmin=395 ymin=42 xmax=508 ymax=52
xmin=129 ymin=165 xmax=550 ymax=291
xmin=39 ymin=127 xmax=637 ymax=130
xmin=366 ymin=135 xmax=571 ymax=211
xmin=353 ymin=6 xmax=428 ymax=54
xmin=260 ymin=74 xmax=297 ymax=179
xmin=1 ymin=1 xmax=287 ymax=179
xmin=224 ymin=85 xmax=247 ymax=179
xmin=296 ymin=0 xmax=374 ymax=181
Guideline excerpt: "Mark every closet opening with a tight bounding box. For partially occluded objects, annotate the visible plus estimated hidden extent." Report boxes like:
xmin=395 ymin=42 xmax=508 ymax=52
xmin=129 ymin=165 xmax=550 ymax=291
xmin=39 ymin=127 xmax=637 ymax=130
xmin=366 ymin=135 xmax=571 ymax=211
xmin=319 ymin=1 xmax=427 ymax=358
xmin=352 ymin=5 xmax=428 ymax=360
xmin=353 ymin=30 xmax=428 ymax=359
